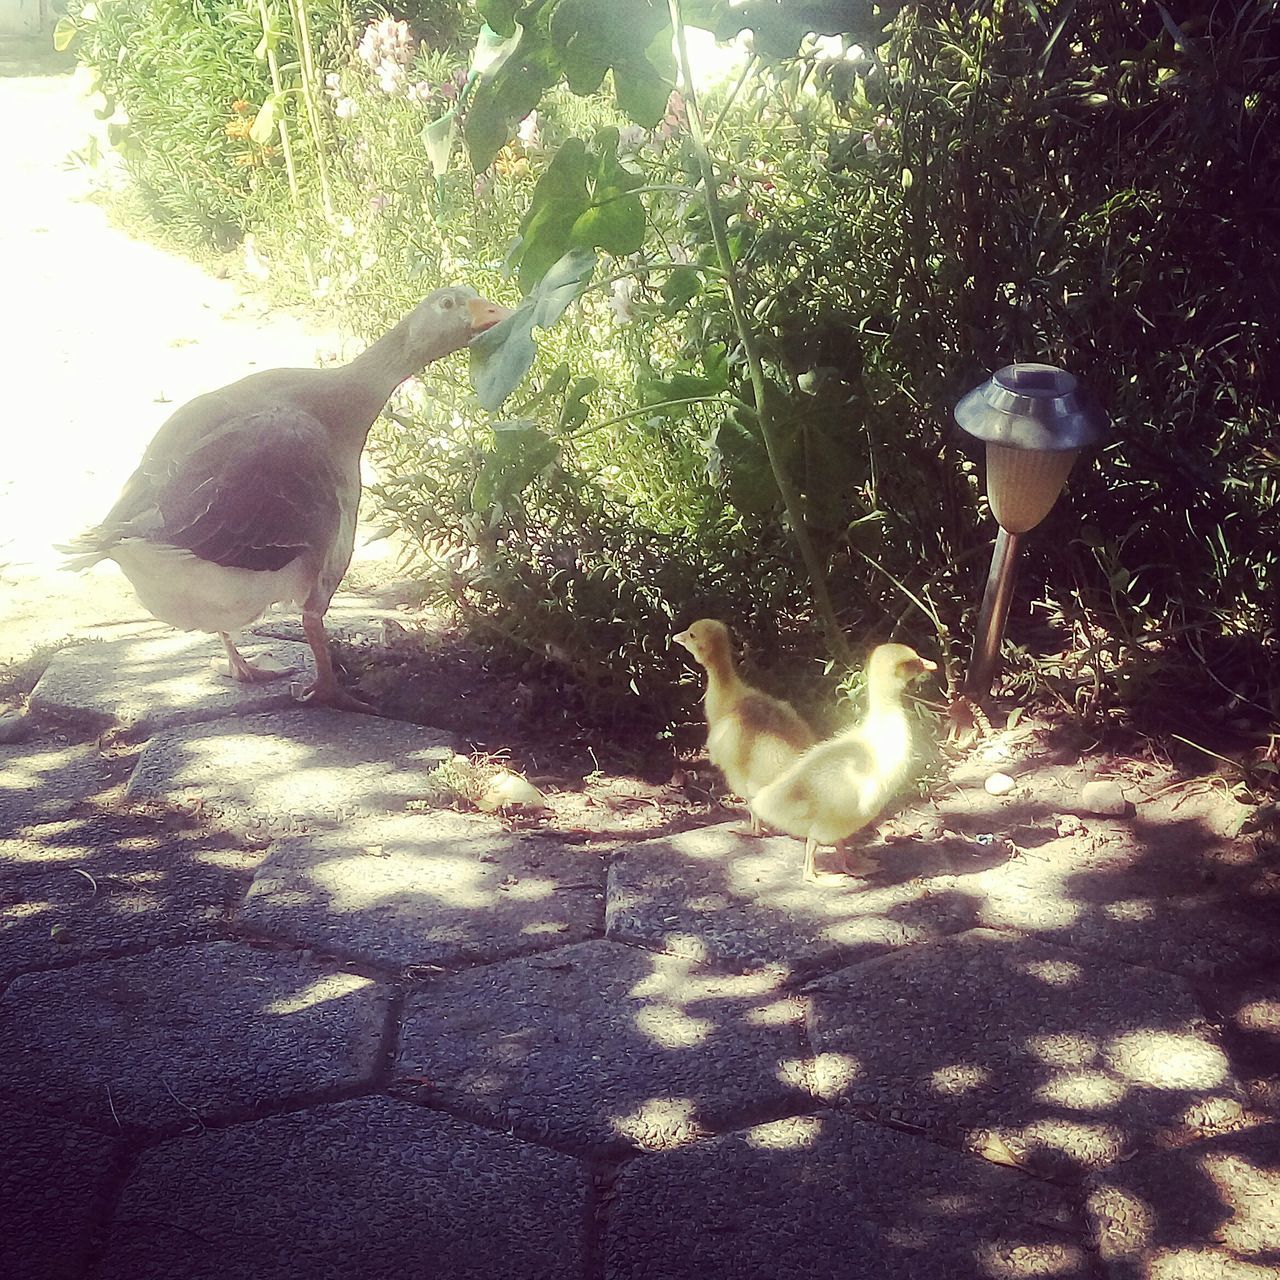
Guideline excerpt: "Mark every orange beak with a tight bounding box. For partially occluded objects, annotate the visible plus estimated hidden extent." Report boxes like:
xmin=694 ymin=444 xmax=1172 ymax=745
xmin=467 ymin=296 xmax=512 ymax=333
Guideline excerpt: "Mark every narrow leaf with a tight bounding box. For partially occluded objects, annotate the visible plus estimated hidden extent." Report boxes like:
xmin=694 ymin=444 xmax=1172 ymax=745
xmin=52 ymin=17 xmax=77 ymax=52
xmin=422 ymin=110 xmax=457 ymax=177
xmin=249 ymin=96 xmax=280 ymax=145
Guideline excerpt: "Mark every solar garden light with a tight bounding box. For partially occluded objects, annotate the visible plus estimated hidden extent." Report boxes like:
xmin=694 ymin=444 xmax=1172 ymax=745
xmin=955 ymin=363 xmax=1108 ymax=699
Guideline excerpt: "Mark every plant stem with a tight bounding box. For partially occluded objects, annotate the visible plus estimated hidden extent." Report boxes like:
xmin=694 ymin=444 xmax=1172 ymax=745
xmin=255 ymin=0 xmax=313 ymax=289
xmin=286 ymin=0 xmax=334 ymax=219
xmin=667 ymin=0 xmax=853 ymax=667
xmin=568 ymin=394 xmax=749 ymax=438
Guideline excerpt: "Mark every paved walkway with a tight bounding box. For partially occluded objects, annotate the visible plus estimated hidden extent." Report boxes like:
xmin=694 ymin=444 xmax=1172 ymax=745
xmin=3 ymin=622 xmax=1278 ymax=1279
xmin=2 ymin=45 xmax=1279 ymax=1280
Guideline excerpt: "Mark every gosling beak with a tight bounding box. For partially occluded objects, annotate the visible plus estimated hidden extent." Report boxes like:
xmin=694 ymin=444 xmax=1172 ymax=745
xmin=672 ymin=630 xmax=692 ymax=651
xmin=920 ymin=658 xmax=938 ymax=673
xmin=467 ymin=296 xmax=512 ymax=334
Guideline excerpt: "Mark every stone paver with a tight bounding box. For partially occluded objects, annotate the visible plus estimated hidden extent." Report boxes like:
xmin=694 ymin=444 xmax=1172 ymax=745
xmin=0 ymin=1100 xmax=119 ymax=1280
xmin=968 ymin=833 xmax=1280 ymax=978
xmin=396 ymin=939 xmax=812 ymax=1155
xmin=1209 ymin=971 xmax=1280 ymax=1116
xmin=124 ymin=708 xmax=456 ymax=834
xmin=29 ymin=630 xmax=316 ymax=734
xmin=236 ymin=812 xmax=604 ymax=969
xmin=605 ymin=1111 xmax=1091 ymax=1279
xmin=0 ymin=941 xmax=391 ymax=1130
xmin=607 ymin=822 xmax=978 ymax=979
xmin=0 ymin=820 xmax=250 ymax=983
xmin=1087 ymin=1124 xmax=1280 ymax=1280
xmin=808 ymin=929 xmax=1246 ymax=1179
xmin=96 ymin=1097 xmax=587 ymax=1280
xmin=0 ymin=737 xmax=121 ymax=836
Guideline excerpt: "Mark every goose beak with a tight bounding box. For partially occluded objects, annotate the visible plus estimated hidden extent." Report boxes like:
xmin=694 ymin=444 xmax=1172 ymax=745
xmin=467 ymin=297 xmax=512 ymax=334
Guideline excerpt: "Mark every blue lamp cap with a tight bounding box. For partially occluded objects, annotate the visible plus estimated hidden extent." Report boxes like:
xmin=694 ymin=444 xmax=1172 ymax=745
xmin=955 ymin=363 xmax=1109 ymax=452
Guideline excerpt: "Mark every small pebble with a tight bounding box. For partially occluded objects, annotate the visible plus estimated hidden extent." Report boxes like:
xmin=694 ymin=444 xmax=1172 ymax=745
xmin=1080 ymin=779 xmax=1130 ymax=816
xmin=50 ymin=924 xmax=72 ymax=945
xmin=984 ymin=773 xmax=1016 ymax=796
xmin=477 ymin=770 xmax=548 ymax=813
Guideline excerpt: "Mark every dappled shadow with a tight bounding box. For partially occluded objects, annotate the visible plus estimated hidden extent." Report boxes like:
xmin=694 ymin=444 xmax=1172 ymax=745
xmin=234 ymin=811 xmax=606 ymax=970
xmin=605 ymin=1111 xmax=1092 ymax=1279
xmin=0 ymin=730 xmax=259 ymax=986
xmin=394 ymin=940 xmax=812 ymax=1157
xmin=607 ymin=819 xmax=995 ymax=979
xmin=1087 ymin=1123 xmax=1280 ymax=1277
xmin=807 ymin=928 xmax=1246 ymax=1182
xmin=29 ymin=628 xmax=314 ymax=737
xmin=3 ymin=693 xmax=1277 ymax=1276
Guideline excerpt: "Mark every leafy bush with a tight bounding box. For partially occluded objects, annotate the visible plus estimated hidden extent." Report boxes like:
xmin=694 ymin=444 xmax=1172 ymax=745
xmin=68 ymin=0 xmax=1280 ymax=737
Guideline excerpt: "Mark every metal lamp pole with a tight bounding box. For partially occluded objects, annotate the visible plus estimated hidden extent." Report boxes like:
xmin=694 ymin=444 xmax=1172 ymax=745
xmin=955 ymin=363 xmax=1108 ymax=700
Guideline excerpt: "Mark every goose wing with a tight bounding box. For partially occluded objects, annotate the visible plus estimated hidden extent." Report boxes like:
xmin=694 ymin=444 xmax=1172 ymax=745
xmin=71 ymin=402 xmax=343 ymax=573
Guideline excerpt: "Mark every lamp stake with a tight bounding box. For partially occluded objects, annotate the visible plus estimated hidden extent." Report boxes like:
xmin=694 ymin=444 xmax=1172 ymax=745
xmin=966 ymin=526 xmax=1022 ymax=698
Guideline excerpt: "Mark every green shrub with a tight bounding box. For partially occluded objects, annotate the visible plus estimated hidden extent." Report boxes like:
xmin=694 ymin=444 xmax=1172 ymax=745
xmin=70 ymin=0 xmax=1280 ymax=734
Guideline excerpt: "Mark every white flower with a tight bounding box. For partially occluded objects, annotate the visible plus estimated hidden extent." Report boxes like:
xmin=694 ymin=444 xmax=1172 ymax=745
xmin=334 ymin=96 xmax=358 ymax=119
xmin=616 ymin=123 xmax=649 ymax=156
xmin=607 ymin=277 xmax=638 ymax=323
xmin=516 ymin=110 xmax=540 ymax=148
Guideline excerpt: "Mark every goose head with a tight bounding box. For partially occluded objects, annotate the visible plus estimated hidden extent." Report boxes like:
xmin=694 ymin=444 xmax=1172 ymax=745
xmin=406 ymin=285 xmax=511 ymax=364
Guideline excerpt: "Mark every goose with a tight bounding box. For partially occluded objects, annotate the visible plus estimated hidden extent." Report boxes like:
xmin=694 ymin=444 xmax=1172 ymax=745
xmin=59 ymin=286 xmax=509 ymax=711
xmin=673 ymin=618 xmax=816 ymax=832
xmin=750 ymin=643 xmax=935 ymax=880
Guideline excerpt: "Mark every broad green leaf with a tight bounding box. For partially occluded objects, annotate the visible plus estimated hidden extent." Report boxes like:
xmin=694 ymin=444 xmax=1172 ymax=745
xmin=548 ymin=0 xmax=672 ymax=125
xmin=516 ymin=132 xmax=644 ymax=291
xmin=471 ymin=423 xmax=559 ymax=512
xmin=528 ymin=247 xmax=597 ymax=327
xmin=470 ymin=313 xmax=538 ymax=414
xmin=249 ymin=95 xmax=281 ymax=145
xmin=611 ymin=56 xmax=673 ymax=126
xmin=478 ymin=0 xmax=524 ymax=38
xmin=557 ymin=377 xmax=599 ymax=432
xmin=52 ymin=17 xmax=77 ymax=52
xmin=715 ymin=0 xmax=901 ymax=57
xmin=464 ymin=0 xmax=560 ymax=171
xmin=517 ymin=138 xmax=592 ymax=290
xmin=470 ymin=249 xmax=597 ymax=410
xmin=422 ymin=110 xmax=456 ymax=177
xmin=660 ymin=266 xmax=702 ymax=313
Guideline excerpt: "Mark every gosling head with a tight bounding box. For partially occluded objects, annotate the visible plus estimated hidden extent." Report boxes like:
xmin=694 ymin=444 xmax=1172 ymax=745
xmin=865 ymin=643 xmax=937 ymax=695
xmin=673 ymin=618 xmax=733 ymax=669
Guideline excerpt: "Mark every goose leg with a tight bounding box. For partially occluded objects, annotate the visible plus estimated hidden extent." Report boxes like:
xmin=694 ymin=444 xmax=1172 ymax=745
xmin=296 ymin=609 xmax=374 ymax=713
xmin=215 ymin=632 xmax=297 ymax=683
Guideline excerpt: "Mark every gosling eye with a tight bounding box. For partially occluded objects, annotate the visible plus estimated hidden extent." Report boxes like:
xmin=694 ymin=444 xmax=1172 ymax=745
xmin=438 ymin=294 xmax=456 ymax=312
